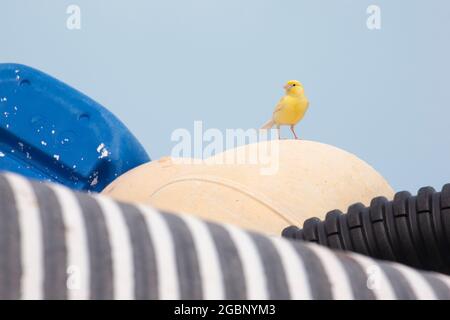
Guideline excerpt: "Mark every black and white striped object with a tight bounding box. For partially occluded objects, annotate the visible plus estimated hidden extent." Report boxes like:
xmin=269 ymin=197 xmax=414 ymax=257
xmin=1 ymin=172 xmax=450 ymax=300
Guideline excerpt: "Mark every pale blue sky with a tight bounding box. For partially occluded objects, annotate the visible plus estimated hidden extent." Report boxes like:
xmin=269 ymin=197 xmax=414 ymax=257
xmin=1 ymin=0 xmax=450 ymax=192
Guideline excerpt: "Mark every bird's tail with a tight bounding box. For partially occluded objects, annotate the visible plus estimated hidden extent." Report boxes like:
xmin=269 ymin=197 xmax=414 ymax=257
xmin=260 ymin=119 xmax=275 ymax=129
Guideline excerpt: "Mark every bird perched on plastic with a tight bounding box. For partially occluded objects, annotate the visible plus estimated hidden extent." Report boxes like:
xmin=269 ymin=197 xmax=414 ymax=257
xmin=261 ymin=80 xmax=309 ymax=139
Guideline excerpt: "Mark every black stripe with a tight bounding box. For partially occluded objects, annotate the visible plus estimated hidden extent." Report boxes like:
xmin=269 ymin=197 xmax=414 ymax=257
xmin=120 ymin=203 xmax=158 ymax=299
xmin=249 ymin=233 xmax=290 ymax=299
xmin=378 ymin=262 xmax=417 ymax=299
xmin=334 ymin=252 xmax=376 ymax=300
xmin=0 ymin=175 xmax=21 ymax=299
xmin=74 ymin=193 xmax=113 ymax=299
xmin=31 ymin=182 xmax=67 ymax=300
xmin=161 ymin=213 xmax=202 ymax=299
xmin=207 ymin=223 xmax=246 ymax=299
xmin=421 ymin=273 xmax=450 ymax=299
xmin=291 ymin=242 xmax=333 ymax=299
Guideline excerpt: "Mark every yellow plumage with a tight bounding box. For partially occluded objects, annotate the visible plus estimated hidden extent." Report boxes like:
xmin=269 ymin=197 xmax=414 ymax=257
xmin=261 ymin=80 xmax=309 ymax=139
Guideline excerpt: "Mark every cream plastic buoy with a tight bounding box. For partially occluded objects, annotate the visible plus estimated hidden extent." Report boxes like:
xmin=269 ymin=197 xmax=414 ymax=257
xmin=102 ymin=140 xmax=394 ymax=235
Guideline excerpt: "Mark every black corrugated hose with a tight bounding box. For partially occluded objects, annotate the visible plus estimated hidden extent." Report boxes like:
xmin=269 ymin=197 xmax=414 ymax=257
xmin=282 ymin=184 xmax=450 ymax=274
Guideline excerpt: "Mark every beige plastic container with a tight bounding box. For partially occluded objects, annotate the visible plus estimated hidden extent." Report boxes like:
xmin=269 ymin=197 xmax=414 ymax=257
xmin=103 ymin=140 xmax=394 ymax=235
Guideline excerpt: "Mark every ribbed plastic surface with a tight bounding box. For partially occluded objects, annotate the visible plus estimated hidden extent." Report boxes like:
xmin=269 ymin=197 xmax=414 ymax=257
xmin=283 ymin=185 xmax=450 ymax=274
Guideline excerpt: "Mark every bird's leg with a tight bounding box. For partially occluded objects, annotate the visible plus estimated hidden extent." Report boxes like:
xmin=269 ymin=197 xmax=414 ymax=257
xmin=290 ymin=125 xmax=299 ymax=140
xmin=276 ymin=125 xmax=281 ymax=140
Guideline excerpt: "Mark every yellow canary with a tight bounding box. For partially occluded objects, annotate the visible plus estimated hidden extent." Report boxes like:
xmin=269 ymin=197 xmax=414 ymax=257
xmin=261 ymin=80 xmax=309 ymax=139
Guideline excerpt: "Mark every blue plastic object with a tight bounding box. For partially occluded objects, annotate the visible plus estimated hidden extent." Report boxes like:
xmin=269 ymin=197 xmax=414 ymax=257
xmin=0 ymin=63 xmax=150 ymax=192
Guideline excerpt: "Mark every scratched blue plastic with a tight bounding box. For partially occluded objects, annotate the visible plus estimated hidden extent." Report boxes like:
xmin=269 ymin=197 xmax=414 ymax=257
xmin=0 ymin=63 xmax=150 ymax=192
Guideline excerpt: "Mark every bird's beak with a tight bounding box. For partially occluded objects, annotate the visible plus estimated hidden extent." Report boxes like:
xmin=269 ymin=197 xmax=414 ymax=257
xmin=284 ymin=84 xmax=290 ymax=90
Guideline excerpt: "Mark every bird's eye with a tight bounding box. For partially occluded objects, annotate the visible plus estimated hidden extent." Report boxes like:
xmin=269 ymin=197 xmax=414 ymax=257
xmin=292 ymin=84 xmax=296 ymax=86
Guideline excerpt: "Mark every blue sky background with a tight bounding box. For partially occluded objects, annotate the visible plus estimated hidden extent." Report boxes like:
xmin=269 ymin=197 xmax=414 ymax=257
xmin=1 ymin=0 xmax=450 ymax=192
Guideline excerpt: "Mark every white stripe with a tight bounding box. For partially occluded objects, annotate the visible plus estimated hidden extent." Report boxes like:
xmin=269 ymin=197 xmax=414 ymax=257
xmin=49 ymin=183 xmax=90 ymax=300
xmin=306 ymin=243 xmax=354 ymax=299
xmin=179 ymin=214 xmax=225 ymax=299
xmin=431 ymin=272 xmax=450 ymax=298
xmin=224 ymin=225 xmax=268 ymax=299
xmin=433 ymin=272 xmax=450 ymax=291
xmin=390 ymin=263 xmax=437 ymax=300
xmin=270 ymin=237 xmax=312 ymax=300
xmin=138 ymin=205 xmax=179 ymax=299
xmin=347 ymin=252 xmax=396 ymax=300
xmin=5 ymin=173 xmax=43 ymax=300
xmin=95 ymin=196 xmax=134 ymax=300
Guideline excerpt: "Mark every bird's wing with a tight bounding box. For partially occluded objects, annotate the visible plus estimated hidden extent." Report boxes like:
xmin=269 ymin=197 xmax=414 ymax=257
xmin=272 ymin=97 xmax=286 ymax=116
